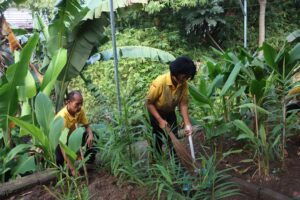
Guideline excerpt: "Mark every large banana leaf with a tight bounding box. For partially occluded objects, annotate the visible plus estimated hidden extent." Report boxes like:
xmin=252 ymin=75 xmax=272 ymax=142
xmin=40 ymin=48 xmax=67 ymax=96
xmin=262 ymin=43 xmax=278 ymax=72
xmin=286 ymin=30 xmax=300 ymax=43
xmin=84 ymin=0 xmax=148 ymax=20
xmin=58 ymin=16 xmax=109 ymax=81
xmin=55 ymin=16 xmax=109 ymax=111
xmin=47 ymin=0 xmax=89 ymax=56
xmin=0 ymin=33 xmax=38 ymax=147
xmin=87 ymin=46 xmax=175 ymax=64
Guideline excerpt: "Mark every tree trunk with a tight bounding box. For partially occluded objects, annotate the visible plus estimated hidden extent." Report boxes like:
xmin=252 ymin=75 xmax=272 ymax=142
xmin=258 ymin=0 xmax=267 ymax=47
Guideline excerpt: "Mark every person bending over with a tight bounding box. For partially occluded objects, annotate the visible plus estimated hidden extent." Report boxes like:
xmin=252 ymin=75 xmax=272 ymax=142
xmin=146 ymin=56 xmax=197 ymax=157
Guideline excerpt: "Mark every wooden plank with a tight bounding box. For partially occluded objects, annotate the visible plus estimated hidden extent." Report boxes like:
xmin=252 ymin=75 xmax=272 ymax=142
xmin=0 ymin=169 xmax=57 ymax=198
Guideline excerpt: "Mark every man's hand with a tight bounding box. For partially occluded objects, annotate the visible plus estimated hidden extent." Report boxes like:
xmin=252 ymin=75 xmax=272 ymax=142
xmin=86 ymin=132 xmax=94 ymax=148
xmin=158 ymin=119 xmax=168 ymax=129
xmin=184 ymin=124 xmax=193 ymax=136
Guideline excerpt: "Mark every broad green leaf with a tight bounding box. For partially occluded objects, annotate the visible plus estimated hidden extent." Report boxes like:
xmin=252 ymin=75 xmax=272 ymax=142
xmin=57 ymin=16 xmax=108 ymax=84
xmin=33 ymin=13 xmax=49 ymax=41
xmin=228 ymin=86 xmax=246 ymax=103
xmin=59 ymin=128 xmax=69 ymax=145
xmin=199 ymin=77 xmax=208 ymax=95
xmin=12 ymin=155 xmax=36 ymax=176
xmin=208 ymin=74 xmax=224 ymax=93
xmin=233 ymin=120 xmax=255 ymax=141
xmin=8 ymin=116 xmax=47 ymax=147
xmin=0 ymin=33 xmax=39 ymax=147
xmin=17 ymin=71 xmax=36 ymax=99
xmin=98 ymin=46 xmax=175 ymax=64
xmin=49 ymin=116 xmax=65 ymax=151
xmin=41 ymin=48 xmax=67 ymax=96
xmin=287 ymin=43 xmax=300 ymax=67
xmin=238 ymin=103 xmax=270 ymax=115
xmin=35 ymin=92 xmax=55 ymax=136
xmin=188 ymin=84 xmax=211 ymax=105
xmin=5 ymin=144 xmax=31 ymax=163
xmin=47 ymin=0 xmax=89 ymax=56
xmin=85 ymin=0 xmax=148 ymax=20
xmin=250 ymin=79 xmax=266 ymax=104
xmin=286 ymin=30 xmax=300 ymax=43
xmin=220 ymin=62 xmax=242 ymax=96
xmin=59 ymin=142 xmax=77 ymax=161
xmin=68 ymin=127 xmax=84 ymax=153
xmin=263 ymin=42 xmax=277 ymax=71
xmin=20 ymin=100 xmax=31 ymax=117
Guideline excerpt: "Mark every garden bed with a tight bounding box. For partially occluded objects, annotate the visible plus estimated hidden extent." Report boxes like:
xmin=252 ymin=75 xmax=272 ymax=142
xmin=191 ymin=131 xmax=300 ymax=199
xmin=4 ymin=168 xmax=149 ymax=200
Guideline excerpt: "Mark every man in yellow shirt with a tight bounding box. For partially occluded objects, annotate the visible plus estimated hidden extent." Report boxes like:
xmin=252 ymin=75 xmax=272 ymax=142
xmin=55 ymin=91 xmax=95 ymax=166
xmin=146 ymin=56 xmax=196 ymax=157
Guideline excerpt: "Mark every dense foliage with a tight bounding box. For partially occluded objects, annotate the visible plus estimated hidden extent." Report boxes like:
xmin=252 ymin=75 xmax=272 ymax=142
xmin=1 ymin=0 xmax=300 ymax=199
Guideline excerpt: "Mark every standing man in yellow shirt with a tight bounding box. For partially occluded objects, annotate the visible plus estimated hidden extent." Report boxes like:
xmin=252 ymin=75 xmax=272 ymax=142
xmin=55 ymin=90 xmax=95 ymax=166
xmin=146 ymin=56 xmax=196 ymax=157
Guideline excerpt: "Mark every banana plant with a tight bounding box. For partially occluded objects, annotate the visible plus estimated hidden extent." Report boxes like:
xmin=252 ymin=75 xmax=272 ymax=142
xmin=33 ymin=0 xmax=148 ymax=111
xmin=0 ymin=33 xmax=39 ymax=148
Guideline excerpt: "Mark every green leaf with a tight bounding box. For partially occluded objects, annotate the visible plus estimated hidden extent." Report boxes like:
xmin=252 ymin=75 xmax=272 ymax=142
xmin=17 ymin=71 xmax=37 ymax=100
xmin=35 ymin=92 xmax=55 ymax=136
xmin=49 ymin=116 xmax=65 ymax=151
xmin=59 ymin=142 xmax=77 ymax=161
xmin=259 ymin=124 xmax=267 ymax=147
xmin=47 ymin=0 xmax=89 ymax=56
xmin=68 ymin=127 xmax=84 ymax=153
xmin=41 ymin=49 xmax=67 ymax=96
xmin=263 ymin=42 xmax=278 ymax=71
xmin=220 ymin=62 xmax=242 ymax=96
xmin=287 ymin=43 xmax=300 ymax=67
xmin=286 ymin=30 xmax=300 ymax=43
xmin=12 ymin=155 xmax=36 ymax=176
xmin=5 ymin=144 xmax=31 ymax=163
xmin=233 ymin=120 xmax=255 ymax=141
xmin=59 ymin=128 xmax=69 ymax=145
xmin=0 ymin=33 xmax=39 ymax=147
xmin=85 ymin=0 xmax=147 ymax=19
xmin=238 ymin=103 xmax=270 ymax=115
xmin=57 ymin=16 xmax=108 ymax=82
xmin=99 ymin=46 xmax=175 ymax=63
xmin=188 ymin=84 xmax=211 ymax=105
xmin=250 ymin=79 xmax=266 ymax=104
xmin=8 ymin=116 xmax=47 ymax=147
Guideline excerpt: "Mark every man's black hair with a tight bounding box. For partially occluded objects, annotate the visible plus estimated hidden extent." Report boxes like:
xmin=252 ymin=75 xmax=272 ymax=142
xmin=169 ymin=56 xmax=197 ymax=80
xmin=65 ymin=90 xmax=82 ymax=101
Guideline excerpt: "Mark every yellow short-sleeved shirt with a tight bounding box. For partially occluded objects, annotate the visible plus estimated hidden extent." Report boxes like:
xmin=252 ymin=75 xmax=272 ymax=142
xmin=147 ymin=72 xmax=188 ymax=113
xmin=55 ymin=106 xmax=89 ymax=134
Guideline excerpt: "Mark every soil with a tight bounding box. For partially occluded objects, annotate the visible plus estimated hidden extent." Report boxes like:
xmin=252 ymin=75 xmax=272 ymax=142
xmin=190 ymin=131 xmax=300 ymax=199
xmin=5 ymin=169 xmax=149 ymax=200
